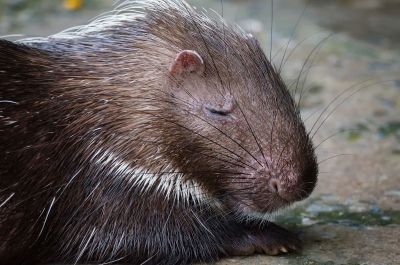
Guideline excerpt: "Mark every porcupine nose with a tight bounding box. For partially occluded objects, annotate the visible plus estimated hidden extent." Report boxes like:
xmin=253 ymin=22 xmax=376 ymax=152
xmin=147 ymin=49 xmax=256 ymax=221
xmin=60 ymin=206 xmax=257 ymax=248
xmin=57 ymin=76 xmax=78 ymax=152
xmin=253 ymin=161 xmax=292 ymax=201
xmin=253 ymin=164 xmax=284 ymax=195
xmin=268 ymin=178 xmax=281 ymax=194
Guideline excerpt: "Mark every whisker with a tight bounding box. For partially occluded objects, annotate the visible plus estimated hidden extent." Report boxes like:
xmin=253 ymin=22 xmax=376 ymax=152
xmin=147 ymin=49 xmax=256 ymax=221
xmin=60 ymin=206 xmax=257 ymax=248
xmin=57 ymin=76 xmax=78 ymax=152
xmin=269 ymin=0 xmax=274 ymax=61
xmin=282 ymin=30 xmax=327 ymax=73
xmin=294 ymin=34 xmax=333 ymax=107
xmin=314 ymin=128 xmax=352 ymax=150
xmin=318 ymin=153 xmax=353 ymax=165
xmin=278 ymin=3 xmax=308 ymax=73
xmin=310 ymin=80 xmax=394 ymax=139
xmin=182 ymin=2 xmax=225 ymax=92
xmin=308 ymin=78 xmax=375 ymax=136
xmin=169 ymin=103 xmax=258 ymax=170
xmin=236 ymin=103 xmax=265 ymax=167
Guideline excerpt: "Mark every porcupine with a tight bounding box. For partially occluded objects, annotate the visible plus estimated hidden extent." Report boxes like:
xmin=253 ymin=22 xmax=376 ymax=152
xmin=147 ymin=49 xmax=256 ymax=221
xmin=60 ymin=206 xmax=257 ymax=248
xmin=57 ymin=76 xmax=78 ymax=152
xmin=0 ymin=0 xmax=318 ymax=264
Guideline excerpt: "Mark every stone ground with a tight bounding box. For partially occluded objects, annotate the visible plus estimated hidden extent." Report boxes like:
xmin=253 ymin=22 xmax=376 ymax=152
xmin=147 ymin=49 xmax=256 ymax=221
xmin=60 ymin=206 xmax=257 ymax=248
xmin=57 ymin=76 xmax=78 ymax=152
xmin=1 ymin=0 xmax=399 ymax=264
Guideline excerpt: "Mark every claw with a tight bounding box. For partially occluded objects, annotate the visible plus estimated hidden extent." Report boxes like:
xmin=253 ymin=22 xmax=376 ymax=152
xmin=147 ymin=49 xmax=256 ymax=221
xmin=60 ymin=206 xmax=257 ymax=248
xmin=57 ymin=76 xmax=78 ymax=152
xmin=264 ymin=247 xmax=280 ymax=256
xmin=289 ymin=244 xmax=298 ymax=250
xmin=224 ymin=222 xmax=303 ymax=257
xmin=280 ymin=246 xmax=288 ymax=253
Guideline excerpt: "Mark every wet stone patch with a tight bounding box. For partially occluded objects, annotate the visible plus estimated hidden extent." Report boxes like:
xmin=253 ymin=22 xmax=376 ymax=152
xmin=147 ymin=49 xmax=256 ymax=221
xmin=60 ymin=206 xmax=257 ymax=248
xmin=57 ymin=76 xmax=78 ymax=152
xmin=277 ymin=196 xmax=400 ymax=228
xmin=340 ymin=120 xmax=400 ymax=145
xmin=214 ymin=195 xmax=400 ymax=265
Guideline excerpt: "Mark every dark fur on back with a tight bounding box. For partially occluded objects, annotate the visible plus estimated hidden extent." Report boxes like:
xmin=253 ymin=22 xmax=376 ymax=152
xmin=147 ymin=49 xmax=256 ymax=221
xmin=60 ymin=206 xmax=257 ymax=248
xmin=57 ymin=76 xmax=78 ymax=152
xmin=0 ymin=1 xmax=317 ymax=264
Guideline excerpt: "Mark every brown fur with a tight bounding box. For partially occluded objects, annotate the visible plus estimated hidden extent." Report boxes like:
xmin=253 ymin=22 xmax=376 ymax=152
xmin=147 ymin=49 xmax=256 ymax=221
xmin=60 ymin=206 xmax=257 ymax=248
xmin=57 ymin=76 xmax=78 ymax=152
xmin=0 ymin=0 xmax=317 ymax=264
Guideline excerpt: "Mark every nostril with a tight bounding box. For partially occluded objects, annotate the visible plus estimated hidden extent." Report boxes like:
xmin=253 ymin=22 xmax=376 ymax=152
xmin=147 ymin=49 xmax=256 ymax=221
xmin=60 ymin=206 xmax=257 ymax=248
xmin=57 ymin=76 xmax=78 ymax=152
xmin=269 ymin=178 xmax=280 ymax=193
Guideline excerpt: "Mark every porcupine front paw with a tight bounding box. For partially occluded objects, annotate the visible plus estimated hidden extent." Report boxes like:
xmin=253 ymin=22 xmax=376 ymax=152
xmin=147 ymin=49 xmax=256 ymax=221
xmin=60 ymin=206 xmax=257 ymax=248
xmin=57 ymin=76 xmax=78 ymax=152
xmin=224 ymin=222 xmax=301 ymax=256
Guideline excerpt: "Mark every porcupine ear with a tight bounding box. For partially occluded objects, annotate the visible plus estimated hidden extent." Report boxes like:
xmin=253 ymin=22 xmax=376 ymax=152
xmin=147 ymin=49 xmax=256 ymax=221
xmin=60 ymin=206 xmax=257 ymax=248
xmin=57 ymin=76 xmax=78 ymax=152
xmin=169 ymin=50 xmax=205 ymax=77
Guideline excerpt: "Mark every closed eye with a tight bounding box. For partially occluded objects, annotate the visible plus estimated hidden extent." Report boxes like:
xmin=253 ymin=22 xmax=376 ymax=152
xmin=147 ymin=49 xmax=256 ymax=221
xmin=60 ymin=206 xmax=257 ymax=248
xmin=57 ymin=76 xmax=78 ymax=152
xmin=205 ymin=107 xmax=231 ymax=117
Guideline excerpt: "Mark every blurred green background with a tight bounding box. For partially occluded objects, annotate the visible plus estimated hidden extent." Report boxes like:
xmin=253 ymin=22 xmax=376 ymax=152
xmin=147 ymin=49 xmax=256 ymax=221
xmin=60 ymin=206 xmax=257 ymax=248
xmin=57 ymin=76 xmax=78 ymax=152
xmin=1 ymin=0 xmax=400 ymax=50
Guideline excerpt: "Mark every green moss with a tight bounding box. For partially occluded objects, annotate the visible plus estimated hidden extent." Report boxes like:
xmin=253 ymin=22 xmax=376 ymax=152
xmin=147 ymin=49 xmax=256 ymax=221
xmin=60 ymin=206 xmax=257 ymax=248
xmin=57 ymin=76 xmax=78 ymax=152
xmin=313 ymin=209 xmax=400 ymax=226
xmin=345 ymin=130 xmax=362 ymax=142
xmin=340 ymin=123 xmax=369 ymax=142
xmin=278 ymin=197 xmax=400 ymax=228
xmin=340 ymin=121 xmax=400 ymax=143
xmin=308 ymin=84 xmax=324 ymax=94
xmin=377 ymin=121 xmax=400 ymax=140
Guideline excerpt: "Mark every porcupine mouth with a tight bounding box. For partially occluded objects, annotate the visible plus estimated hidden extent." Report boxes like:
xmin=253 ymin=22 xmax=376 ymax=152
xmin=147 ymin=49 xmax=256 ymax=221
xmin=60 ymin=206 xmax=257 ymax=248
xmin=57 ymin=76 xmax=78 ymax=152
xmin=221 ymin=190 xmax=293 ymax=220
